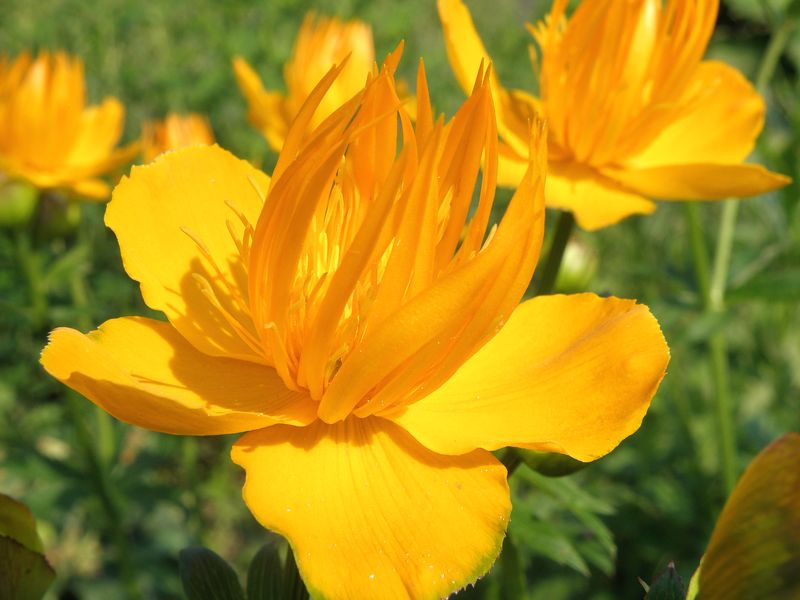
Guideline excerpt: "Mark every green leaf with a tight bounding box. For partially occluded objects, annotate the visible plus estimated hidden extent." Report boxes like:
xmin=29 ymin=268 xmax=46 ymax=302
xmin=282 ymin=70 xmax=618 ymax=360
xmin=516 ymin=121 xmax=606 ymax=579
xmin=517 ymin=448 xmax=589 ymax=478
xmin=0 ymin=535 xmax=55 ymax=600
xmin=247 ymin=541 xmax=283 ymax=600
xmin=498 ymin=535 xmax=527 ymax=600
xmin=728 ymin=268 xmax=800 ymax=302
xmin=0 ymin=494 xmax=44 ymax=554
xmin=179 ymin=547 xmax=245 ymax=600
xmin=696 ymin=433 xmax=800 ymax=599
xmin=282 ymin=548 xmax=310 ymax=600
xmin=646 ymin=562 xmax=686 ymax=600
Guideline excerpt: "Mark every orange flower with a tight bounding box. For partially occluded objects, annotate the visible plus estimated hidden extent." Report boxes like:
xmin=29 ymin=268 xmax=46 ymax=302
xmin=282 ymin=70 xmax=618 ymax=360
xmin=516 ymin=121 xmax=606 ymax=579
xmin=42 ymin=53 xmax=669 ymax=598
xmin=439 ymin=0 xmax=790 ymax=229
xmin=234 ymin=13 xmax=381 ymax=151
xmin=0 ymin=51 xmax=137 ymax=200
xmin=142 ymin=113 xmax=214 ymax=163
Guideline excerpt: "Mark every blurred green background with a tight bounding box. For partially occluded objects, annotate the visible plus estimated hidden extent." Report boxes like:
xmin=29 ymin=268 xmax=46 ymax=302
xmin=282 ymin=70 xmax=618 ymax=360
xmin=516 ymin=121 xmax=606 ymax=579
xmin=1 ymin=0 xmax=798 ymax=598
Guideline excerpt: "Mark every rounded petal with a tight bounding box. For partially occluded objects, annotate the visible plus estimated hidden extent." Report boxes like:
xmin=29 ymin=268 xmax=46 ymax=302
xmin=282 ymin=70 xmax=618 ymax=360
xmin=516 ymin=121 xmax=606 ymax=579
xmin=387 ymin=294 xmax=669 ymax=462
xmin=232 ymin=417 xmax=509 ymax=600
xmin=547 ymin=161 xmax=656 ymax=231
xmin=106 ymin=145 xmax=270 ymax=361
xmin=41 ymin=317 xmax=315 ymax=435
xmin=628 ymin=61 xmax=767 ymax=167
xmin=603 ymin=162 xmax=790 ymax=200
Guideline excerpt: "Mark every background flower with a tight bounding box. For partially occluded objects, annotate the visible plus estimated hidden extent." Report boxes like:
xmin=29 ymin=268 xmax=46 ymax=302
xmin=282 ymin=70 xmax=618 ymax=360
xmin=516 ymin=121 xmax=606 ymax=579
xmin=0 ymin=51 xmax=137 ymax=200
xmin=439 ymin=0 xmax=790 ymax=229
xmin=141 ymin=113 xmax=214 ymax=163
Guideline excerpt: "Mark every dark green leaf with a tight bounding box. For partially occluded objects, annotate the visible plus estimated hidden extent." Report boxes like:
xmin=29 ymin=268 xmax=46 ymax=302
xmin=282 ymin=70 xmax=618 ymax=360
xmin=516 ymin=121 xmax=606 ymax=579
xmin=518 ymin=449 xmax=589 ymax=478
xmin=646 ymin=562 xmax=686 ymax=600
xmin=0 ymin=535 xmax=55 ymax=600
xmin=179 ymin=546 xmax=245 ymax=600
xmin=499 ymin=536 xmax=527 ymax=600
xmin=247 ymin=541 xmax=283 ymax=600
xmin=282 ymin=548 xmax=309 ymax=600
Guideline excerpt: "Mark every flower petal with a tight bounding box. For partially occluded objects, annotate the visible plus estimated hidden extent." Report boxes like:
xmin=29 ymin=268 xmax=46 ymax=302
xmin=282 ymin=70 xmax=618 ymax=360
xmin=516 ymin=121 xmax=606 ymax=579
xmin=604 ymin=162 xmax=790 ymax=200
xmin=232 ymin=57 xmax=288 ymax=152
xmin=106 ymin=145 xmax=270 ymax=362
xmin=546 ymin=161 xmax=656 ymax=231
xmin=231 ymin=417 xmax=509 ymax=600
xmin=387 ymin=294 xmax=669 ymax=462
xmin=628 ymin=61 xmax=767 ymax=167
xmin=41 ymin=317 xmax=315 ymax=435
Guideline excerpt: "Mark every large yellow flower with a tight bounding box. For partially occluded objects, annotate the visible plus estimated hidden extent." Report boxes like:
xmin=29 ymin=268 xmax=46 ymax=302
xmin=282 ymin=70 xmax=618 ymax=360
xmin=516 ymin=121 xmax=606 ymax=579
xmin=234 ymin=13 xmax=376 ymax=151
xmin=439 ymin=0 xmax=791 ymax=230
xmin=0 ymin=51 xmax=137 ymax=200
xmin=141 ymin=112 xmax=215 ymax=163
xmin=41 ymin=54 xmax=669 ymax=598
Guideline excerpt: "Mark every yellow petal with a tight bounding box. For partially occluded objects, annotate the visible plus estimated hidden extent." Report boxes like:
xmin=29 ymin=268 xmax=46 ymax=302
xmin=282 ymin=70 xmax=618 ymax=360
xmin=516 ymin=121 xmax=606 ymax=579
xmin=627 ymin=62 xmax=767 ymax=167
xmin=232 ymin=417 xmax=509 ymax=600
xmin=546 ymin=161 xmax=656 ymax=231
xmin=604 ymin=162 xmax=791 ymax=200
xmin=388 ymin=293 xmax=669 ymax=462
xmin=41 ymin=317 xmax=315 ymax=435
xmin=106 ymin=145 xmax=270 ymax=362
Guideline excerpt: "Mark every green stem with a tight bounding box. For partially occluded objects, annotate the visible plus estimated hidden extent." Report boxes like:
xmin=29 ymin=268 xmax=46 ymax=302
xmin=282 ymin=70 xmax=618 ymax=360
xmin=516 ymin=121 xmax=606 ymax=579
xmin=14 ymin=231 xmax=48 ymax=329
xmin=533 ymin=210 xmax=575 ymax=296
xmin=684 ymin=205 xmax=737 ymax=494
xmin=696 ymin=12 xmax=797 ymax=496
xmin=500 ymin=448 xmax=523 ymax=476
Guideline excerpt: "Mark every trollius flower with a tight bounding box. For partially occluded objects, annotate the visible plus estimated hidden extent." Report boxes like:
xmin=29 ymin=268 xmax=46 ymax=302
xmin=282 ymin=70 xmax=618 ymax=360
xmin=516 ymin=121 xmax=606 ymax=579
xmin=439 ymin=0 xmax=790 ymax=230
xmin=234 ymin=13 xmax=377 ymax=151
xmin=141 ymin=112 xmax=214 ymax=163
xmin=42 ymin=53 xmax=669 ymax=598
xmin=0 ymin=51 xmax=137 ymax=199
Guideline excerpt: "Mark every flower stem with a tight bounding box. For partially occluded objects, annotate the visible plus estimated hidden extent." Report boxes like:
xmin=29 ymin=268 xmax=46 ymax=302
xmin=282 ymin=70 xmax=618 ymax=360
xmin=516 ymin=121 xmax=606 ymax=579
xmin=684 ymin=204 xmax=738 ymax=495
xmin=532 ymin=210 xmax=575 ymax=296
xmin=694 ymin=12 xmax=797 ymax=496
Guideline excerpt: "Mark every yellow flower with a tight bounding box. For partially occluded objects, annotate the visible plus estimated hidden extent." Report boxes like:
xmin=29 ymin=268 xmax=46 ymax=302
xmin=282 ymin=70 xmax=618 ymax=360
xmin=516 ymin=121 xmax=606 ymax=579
xmin=439 ymin=0 xmax=791 ymax=230
xmin=0 ymin=51 xmax=137 ymax=200
xmin=233 ymin=13 xmax=379 ymax=151
xmin=142 ymin=113 xmax=215 ymax=163
xmin=41 ymin=54 xmax=669 ymax=599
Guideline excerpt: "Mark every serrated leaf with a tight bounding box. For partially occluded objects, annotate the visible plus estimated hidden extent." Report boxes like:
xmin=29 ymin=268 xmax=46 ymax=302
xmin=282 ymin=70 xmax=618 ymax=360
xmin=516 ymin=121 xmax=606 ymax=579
xmin=0 ymin=494 xmax=44 ymax=554
xmin=511 ymin=520 xmax=590 ymax=576
xmin=179 ymin=546 xmax=245 ymax=600
xmin=247 ymin=541 xmax=283 ymax=600
xmin=517 ymin=448 xmax=589 ymax=477
xmin=646 ymin=562 xmax=686 ymax=600
xmin=696 ymin=433 xmax=800 ymax=599
xmin=0 ymin=535 xmax=55 ymax=600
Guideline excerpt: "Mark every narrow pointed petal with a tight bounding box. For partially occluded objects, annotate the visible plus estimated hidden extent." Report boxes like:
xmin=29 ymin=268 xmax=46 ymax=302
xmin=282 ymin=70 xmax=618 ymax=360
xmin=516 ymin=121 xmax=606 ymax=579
xmin=232 ymin=417 xmax=509 ymax=600
xmin=388 ymin=294 xmax=669 ymax=462
xmin=604 ymin=162 xmax=791 ymax=201
xmin=232 ymin=57 xmax=288 ymax=152
xmin=41 ymin=317 xmax=315 ymax=435
xmin=546 ymin=162 xmax=656 ymax=230
xmin=437 ymin=0 xmax=534 ymax=157
xmin=106 ymin=145 xmax=270 ymax=362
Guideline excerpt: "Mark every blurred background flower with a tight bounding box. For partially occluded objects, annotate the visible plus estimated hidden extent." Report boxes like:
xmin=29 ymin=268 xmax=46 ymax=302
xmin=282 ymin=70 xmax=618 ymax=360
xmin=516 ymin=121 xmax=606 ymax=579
xmin=141 ymin=113 xmax=214 ymax=163
xmin=0 ymin=51 xmax=137 ymax=200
